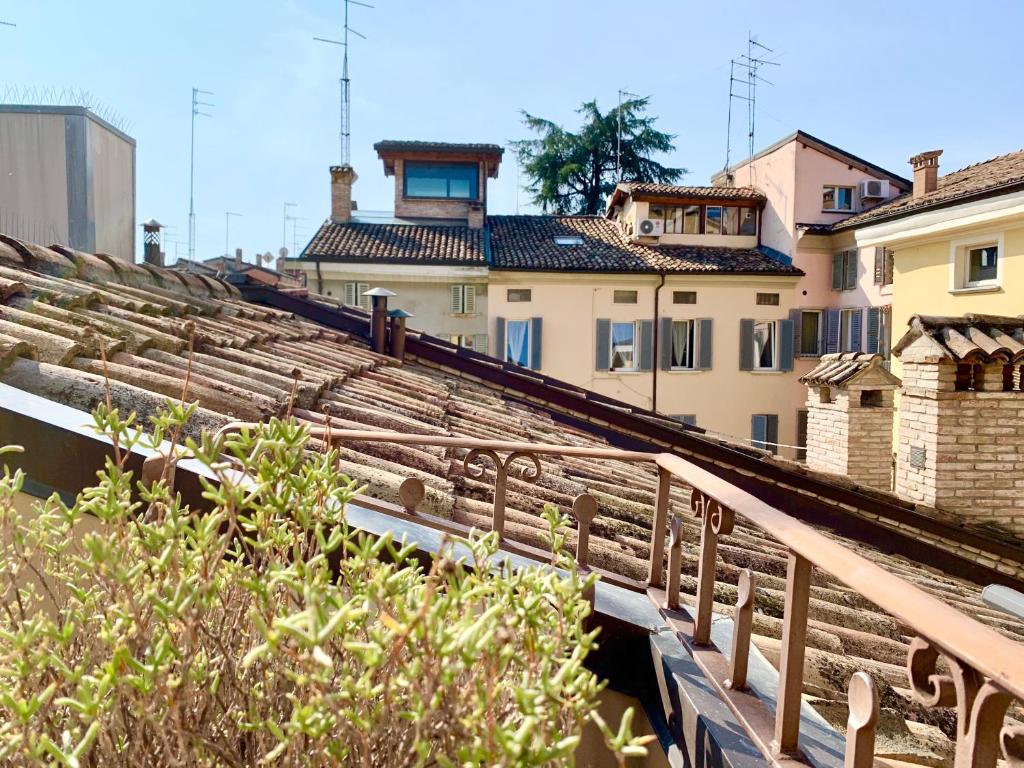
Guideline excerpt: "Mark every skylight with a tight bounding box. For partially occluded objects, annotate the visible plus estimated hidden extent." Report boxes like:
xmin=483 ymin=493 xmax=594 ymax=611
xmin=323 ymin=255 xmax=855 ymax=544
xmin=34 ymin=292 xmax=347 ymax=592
xmin=553 ymin=235 xmax=584 ymax=246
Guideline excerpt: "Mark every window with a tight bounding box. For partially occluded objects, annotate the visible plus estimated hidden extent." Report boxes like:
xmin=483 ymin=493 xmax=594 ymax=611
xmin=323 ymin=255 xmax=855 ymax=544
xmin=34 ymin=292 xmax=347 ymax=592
xmin=613 ymin=290 xmax=638 ymax=304
xmin=704 ymin=206 xmax=723 ymax=234
xmin=832 ymin=249 xmax=858 ymax=291
xmin=450 ymin=284 xmax=477 ymax=314
xmin=739 ymin=207 xmax=757 ymax=236
xmin=756 ymin=293 xmax=780 ymax=306
xmin=723 ymin=206 xmax=740 ymax=236
xmin=646 ymin=204 xmax=755 ymax=236
xmin=839 ymin=308 xmax=862 ymax=352
xmin=800 ymin=310 xmax=822 ymax=356
xmin=342 ymin=282 xmax=370 ymax=310
xmin=610 ymin=322 xmax=636 ymax=370
xmin=507 ymin=288 xmax=532 ymax=302
xmin=404 ymin=162 xmax=478 ymax=200
xmin=823 ymin=185 xmax=855 ymax=212
xmin=505 ymin=320 xmax=531 ymax=367
xmin=665 ymin=207 xmax=684 ymax=234
xmin=449 ymin=334 xmax=488 ymax=352
xmin=753 ymin=321 xmax=776 ymax=370
xmin=968 ymin=245 xmax=998 ymax=285
xmin=683 ymin=205 xmax=701 ymax=234
xmin=673 ymin=290 xmax=697 ymax=304
xmin=553 ymin=235 xmax=584 ymax=246
xmin=873 ymin=247 xmax=893 ymax=287
xmin=950 ymin=236 xmax=1002 ymax=291
xmin=670 ymin=320 xmax=696 ymax=369
xmin=751 ymin=414 xmax=779 ymax=455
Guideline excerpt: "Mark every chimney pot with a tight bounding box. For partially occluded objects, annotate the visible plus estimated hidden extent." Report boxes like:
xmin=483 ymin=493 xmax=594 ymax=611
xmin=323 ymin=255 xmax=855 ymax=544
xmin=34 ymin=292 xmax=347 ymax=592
xmin=909 ymin=150 xmax=942 ymax=198
xmin=331 ymin=165 xmax=358 ymax=224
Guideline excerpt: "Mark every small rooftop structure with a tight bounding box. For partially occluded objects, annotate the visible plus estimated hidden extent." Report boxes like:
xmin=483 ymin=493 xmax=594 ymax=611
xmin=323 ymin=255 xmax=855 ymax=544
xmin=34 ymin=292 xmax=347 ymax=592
xmin=373 ymin=140 xmax=504 ymax=179
xmin=799 ymin=352 xmax=901 ymax=388
xmin=892 ymin=314 xmax=1024 ymax=363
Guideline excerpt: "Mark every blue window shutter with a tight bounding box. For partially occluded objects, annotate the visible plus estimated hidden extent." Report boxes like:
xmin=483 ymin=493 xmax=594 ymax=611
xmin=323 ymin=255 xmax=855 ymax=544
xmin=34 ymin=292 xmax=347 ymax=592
xmin=739 ymin=319 xmax=754 ymax=370
xmin=494 ymin=317 xmax=506 ymax=361
xmin=848 ymin=309 xmax=863 ymax=352
xmin=825 ymin=309 xmax=841 ymax=354
xmin=866 ymin=308 xmax=881 ymax=354
xmin=595 ymin=319 xmax=611 ymax=370
xmin=751 ymin=414 xmax=767 ymax=450
xmin=529 ymin=317 xmax=543 ymax=370
xmin=765 ymin=414 xmax=779 ymax=455
xmin=697 ymin=318 xmax=713 ymax=370
xmin=659 ymin=317 xmax=673 ymax=370
xmin=778 ymin=319 xmax=795 ymax=371
xmin=788 ymin=309 xmax=802 ymax=355
xmin=638 ymin=319 xmax=654 ymax=372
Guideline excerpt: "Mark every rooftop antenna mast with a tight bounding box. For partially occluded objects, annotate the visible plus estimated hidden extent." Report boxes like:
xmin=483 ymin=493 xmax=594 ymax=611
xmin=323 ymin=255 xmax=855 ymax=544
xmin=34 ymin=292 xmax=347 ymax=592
xmin=0 ymin=21 xmax=16 ymax=27
xmin=723 ymin=34 xmax=779 ymax=178
xmin=188 ymin=87 xmax=214 ymax=259
xmin=315 ymin=0 xmax=373 ymax=166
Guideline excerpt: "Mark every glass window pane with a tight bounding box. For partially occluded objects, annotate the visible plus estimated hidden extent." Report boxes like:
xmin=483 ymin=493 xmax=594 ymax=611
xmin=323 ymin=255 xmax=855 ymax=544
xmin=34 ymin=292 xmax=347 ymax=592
xmin=611 ymin=322 xmax=635 ymax=370
xmin=405 ymin=162 xmax=478 ymax=199
xmin=649 ymin=205 xmax=665 ymax=222
xmin=506 ymin=320 xmax=530 ymax=367
xmin=837 ymin=188 xmax=853 ymax=210
xmin=671 ymin=320 xmax=694 ymax=368
xmin=754 ymin=321 xmax=775 ymax=369
xmin=723 ymin=207 xmax=740 ymax=235
xmin=800 ymin=311 xmax=820 ymax=355
xmin=968 ymin=246 xmax=998 ymax=283
xmin=705 ymin=206 xmax=722 ymax=235
xmin=683 ymin=205 xmax=701 ymax=234
xmin=739 ymin=208 xmax=757 ymax=236
xmin=822 ymin=187 xmax=836 ymax=210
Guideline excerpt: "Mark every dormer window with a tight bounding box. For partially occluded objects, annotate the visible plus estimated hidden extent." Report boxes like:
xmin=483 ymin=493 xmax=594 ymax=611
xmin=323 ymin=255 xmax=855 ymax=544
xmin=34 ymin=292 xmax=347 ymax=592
xmin=553 ymin=235 xmax=584 ymax=246
xmin=404 ymin=162 xmax=478 ymax=200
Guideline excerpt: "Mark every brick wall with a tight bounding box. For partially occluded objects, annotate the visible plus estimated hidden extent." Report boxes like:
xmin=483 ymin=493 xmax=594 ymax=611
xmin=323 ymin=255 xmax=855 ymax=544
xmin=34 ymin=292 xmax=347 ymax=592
xmin=805 ymin=385 xmax=894 ymax=489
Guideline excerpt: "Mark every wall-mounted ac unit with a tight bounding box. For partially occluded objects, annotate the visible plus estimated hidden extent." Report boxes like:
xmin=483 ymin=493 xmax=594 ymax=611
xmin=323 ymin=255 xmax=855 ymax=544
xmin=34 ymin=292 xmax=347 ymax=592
xmin=637 ymin=218 xmax=664 ymax=236
xmin=860 ymin=179 xmax=890 ymax=199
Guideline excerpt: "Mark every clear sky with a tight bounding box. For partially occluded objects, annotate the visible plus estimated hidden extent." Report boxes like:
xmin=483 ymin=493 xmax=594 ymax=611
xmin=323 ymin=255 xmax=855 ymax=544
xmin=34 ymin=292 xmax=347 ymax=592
xmin=2 ymin=1 xmax=1021 ymax=263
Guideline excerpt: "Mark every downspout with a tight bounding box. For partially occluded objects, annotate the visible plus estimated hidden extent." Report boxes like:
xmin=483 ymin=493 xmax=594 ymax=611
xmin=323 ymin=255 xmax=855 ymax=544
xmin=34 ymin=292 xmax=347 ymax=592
xmin=315 ymin=259 xmax=323 ymax=295
xmin=652 ymin=272 xmax=666 ymax=412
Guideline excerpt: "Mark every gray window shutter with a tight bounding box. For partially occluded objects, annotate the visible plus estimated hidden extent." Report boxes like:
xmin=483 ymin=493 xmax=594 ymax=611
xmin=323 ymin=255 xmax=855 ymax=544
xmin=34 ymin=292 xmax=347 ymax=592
xmin=831 ymin=253 xmax=843 ymax=290
xmin=659 ymin=317 xmax=673 ymax=370
xmin=844 ymin=250 xmax=857 ymax=291
xmin=751 ymin=414 xmax=767 ymax=450
xmin=474 ymin=334 xmax=488 ymax=355
xmin=873 ymin=247 xmax=885 ymax=285
xmin=697 ymin=318 xmax=713 ymax=370
xmin=595 ymin=318 xmax=611 ymax=371
xmin=739 ymin=319 xmax=754 ymax=371
xmin=796 ymin=410 xmax=808 ymax=461
xmin=883 ymin=249 xmax=894 ymax=286
xmin=824 ymin=309 xmax=841 ymax=354
xmin=866 ymin=308 xmax=881 ymax=354
xmin=638 ymin=319 xmax=654 ymax=372
xmin=450 ymin=284 xmax=464 ymax=314
xmin=849 ymin=309 xmax=863 ymax=352
xmin=788 ymin=309 xmax=802 ymax=356
xmin=765 ymin=415 xmax=779 ymax=456
xmin=494 ymin=317 xmax=506 ymax=361
xmin=529 ymin=317 xmax=543 ymax=370
xmin=778 ymin=318 xmax=795 ymax=371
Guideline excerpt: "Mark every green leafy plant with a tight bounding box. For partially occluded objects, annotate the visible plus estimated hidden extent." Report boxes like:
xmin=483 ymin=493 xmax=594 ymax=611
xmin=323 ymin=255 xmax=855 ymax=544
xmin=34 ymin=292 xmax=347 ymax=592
xmin=0 ymin=402 xmax=652 ymax=766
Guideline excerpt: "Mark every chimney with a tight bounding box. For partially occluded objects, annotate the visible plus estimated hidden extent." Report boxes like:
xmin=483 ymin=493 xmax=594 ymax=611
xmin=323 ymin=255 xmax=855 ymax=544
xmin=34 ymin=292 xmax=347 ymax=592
xmin=909 ymin=150 xmax=942 ymax=198
xmin=468 ymin=203 xmax=485 ymax=230
xmin=387 ymin=308 xmax=414 ymax=363
xmin=331 ymin=165 xmax=358 ymax=223
xmin=363 ymin=287 xmax=397 ymax=354
xmin=141 ymin=219 xmax=164 ymax=267
xmin=234 ymin=248 xmax=243 ymax=270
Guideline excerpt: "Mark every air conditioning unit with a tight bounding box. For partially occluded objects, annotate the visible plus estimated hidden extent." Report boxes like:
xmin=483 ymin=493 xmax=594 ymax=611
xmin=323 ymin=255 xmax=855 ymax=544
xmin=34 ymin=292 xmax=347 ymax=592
xmin=860 ymin=179 xmax=890 ymax=199
xmin=637 ymin=218 xmax=664 ymax=237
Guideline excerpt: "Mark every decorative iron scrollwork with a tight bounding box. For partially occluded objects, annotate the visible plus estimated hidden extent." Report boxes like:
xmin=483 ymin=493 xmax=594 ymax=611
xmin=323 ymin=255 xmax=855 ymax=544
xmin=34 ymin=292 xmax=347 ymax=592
xmin=690 ymin=488 xmax=735 ymax=536
xmin=462 ymin=449 xmax=542 ymax=483
xmin=907 ymin=636 xmax=1017 ymax=768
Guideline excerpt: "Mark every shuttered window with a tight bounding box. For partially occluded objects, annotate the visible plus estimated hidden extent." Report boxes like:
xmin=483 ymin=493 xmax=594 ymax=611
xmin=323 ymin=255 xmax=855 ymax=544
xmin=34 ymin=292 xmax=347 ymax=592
xmin=840 ymin=308 xmax=863 ymax=352
xmin=751 ymin=414 xmax=779 ymax=455
xmin=832 ymin=250 xmax=858 ymax=291
xmin=597 ymin=320 xmax=652 ymax=372
xmin=450 ymin=285 xmax=477 ymax=314
xmin=866 ymin=307 xmax=889 ymax=356
xmin=342 ymin=282 xmax=370 ymax=310
xmin=659 ymin=318 xmax=713 ymax=371
xmin=790 ymin=309 xmax=822 ymax=356
xmin=824 ymin=309 xmax=841 ymax=354
xmin=873 ymin=247 xmax=893 ymax=287
xmin=740 ymin=319 xmax=793 ymax=371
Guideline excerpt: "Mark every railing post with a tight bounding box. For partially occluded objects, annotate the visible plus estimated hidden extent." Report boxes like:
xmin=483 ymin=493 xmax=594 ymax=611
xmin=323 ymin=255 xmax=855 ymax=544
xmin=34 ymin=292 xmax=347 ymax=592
xmin=648 ymin=466 xmax=671 ymax=588
xmin=726 ymin=568 xmax=756 ymax=691
xmin=692 ymin=490 xmax=735 ymax=647
xmin=573 ymin=493 xmax=598 ymax=608
xmin=491 ymin=463 xmax=508 ymax=538
xmin=773 ymin=550 xmax=812 ymax=756
xmin=398 ymin=477 xmax=425 ymax=514
xmin=845 ymin=672 xmax=879 ymax=768
xmin=665 ymin=516 xmax=683 ymax=610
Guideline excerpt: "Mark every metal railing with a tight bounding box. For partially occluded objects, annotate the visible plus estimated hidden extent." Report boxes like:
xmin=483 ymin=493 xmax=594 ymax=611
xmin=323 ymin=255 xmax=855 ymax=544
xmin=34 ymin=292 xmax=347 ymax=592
xmin=211 ymin=424 xmax=1024 ymax=768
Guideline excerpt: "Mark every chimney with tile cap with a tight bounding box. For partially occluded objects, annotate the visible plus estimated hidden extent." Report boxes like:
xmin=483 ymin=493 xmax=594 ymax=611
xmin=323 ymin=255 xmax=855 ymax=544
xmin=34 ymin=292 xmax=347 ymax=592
xmin=468 ymin=203 xmax=485 ymax=230
xmin=331 ymin=165 xmax=358 ymax=224
xmin=909 ymin=150 xmax=942 ymax=198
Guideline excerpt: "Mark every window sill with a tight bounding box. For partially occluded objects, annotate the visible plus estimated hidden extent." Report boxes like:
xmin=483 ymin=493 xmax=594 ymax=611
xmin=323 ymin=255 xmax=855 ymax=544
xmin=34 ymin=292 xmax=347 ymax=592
xmin=822 ymin=209 xmax=854 ymax=214
xmin=449 ymin=313 xmax=480 ymax=318
xmin=950 ymin=285 xmax=1002 ymax=295
xmin=750 ymin=369 xmax=787 ymax=375
xmin=403 ymin=196 xmax=479 ymax=203
xmin=667 ymin=368 xmax=703 ymax=373
xmin=604 ymin=370 xmax=644 ymax=375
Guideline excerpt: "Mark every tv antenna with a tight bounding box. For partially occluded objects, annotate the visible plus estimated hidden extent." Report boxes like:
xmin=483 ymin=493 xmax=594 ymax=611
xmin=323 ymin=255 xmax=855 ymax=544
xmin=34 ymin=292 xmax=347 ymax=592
xmin=723 ymin=34 xmax=780 ymax=176
xmin=315 ymin=0 xmax=374 ymax=166
xmin=188 ymin=87 xmax=214 ymax=259
xmin=616 ymin=88 xmax=641 ymax=182
xmin=224 ymin=211 xmax=242 ymax=259
xmin=0 ymin=21 xmax=15 ymax=27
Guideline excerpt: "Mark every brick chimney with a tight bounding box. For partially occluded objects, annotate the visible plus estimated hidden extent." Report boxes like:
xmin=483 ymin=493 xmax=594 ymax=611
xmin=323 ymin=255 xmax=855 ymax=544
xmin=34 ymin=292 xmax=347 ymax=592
xmin=909 ymin=150 xmax=942 ymax=198
xmin=234 ymin=248 xmax=243 ymax=270
xmin=468 ymin=203 xmax=485 ymax=229
xmin=331 ymin=165 xmax=358 ymax=224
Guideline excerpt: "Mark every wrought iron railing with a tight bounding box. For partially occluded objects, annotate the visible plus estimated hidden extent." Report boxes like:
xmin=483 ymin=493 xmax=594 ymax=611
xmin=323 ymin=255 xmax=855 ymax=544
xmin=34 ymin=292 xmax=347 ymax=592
xmin=209 ymin=424 xmax=1024 ymax=768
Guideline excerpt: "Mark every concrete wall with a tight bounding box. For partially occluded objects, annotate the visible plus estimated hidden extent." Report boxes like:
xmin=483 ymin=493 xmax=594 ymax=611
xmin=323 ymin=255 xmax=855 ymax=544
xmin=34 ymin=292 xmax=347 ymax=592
xmin=489 ymin=271 xmax=802 ymax=454
xmin=89 ymin=117 xmax=135 ymax=259
xmin=0 ymin=111 xmax=70 ymax=245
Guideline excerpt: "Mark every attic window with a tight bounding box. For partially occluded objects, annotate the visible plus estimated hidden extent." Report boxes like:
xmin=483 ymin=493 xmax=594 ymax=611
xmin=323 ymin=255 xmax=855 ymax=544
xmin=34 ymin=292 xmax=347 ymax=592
xmin=553 ymin=236 xmax=584 ymax=246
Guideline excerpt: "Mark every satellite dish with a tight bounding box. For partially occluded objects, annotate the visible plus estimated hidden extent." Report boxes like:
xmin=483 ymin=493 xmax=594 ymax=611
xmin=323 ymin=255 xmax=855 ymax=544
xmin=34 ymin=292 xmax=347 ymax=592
xmin=261 ymin=252 xmax=273 ymax=264
xmin=278 ymin=246 xmax=289 ymax=259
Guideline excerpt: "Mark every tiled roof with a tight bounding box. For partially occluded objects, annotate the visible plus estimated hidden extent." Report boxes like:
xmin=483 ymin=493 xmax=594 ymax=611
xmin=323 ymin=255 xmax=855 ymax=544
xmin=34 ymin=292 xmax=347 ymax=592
xmin=302 ymin=222 xmax=487 ymax=265
xmin=617 ymin=182 xmax=766 ymax=202
xmin=893 ymin=314 xmax=1024 ymax=363
xmin=488 ymin=215 xmax=802 ymax=275
xmin=2 ymin=232 xmax=1024 ymax=762
xmin=834 ymin=149 xmax=1024 ymax=230
xmin=799 ymin=352 xmax=900 ymax=388
xmin=795 ymin=222 xmax=834 ymax=235
xmin=373 ymin=140 xmax=504 ymax=155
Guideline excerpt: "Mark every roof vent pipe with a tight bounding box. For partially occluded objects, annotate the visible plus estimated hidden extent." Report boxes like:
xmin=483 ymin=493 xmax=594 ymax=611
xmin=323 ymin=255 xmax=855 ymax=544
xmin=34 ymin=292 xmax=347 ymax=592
xmin=363 ymin=287 xmax=396 ymax=354
xmin=388 ymin=308 xmax=414 ymax=363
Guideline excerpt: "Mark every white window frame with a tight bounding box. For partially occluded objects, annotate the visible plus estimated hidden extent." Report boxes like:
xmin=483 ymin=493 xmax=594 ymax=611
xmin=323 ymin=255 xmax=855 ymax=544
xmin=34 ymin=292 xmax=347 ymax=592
xmin=507 ymin=288 xmax=532 ymax=303
xmin=949 ymin=233 xmax=1003 ymax=292
xmin=669 ymin=319 xmax=697 ymax=371
xmin=343 ymin=281 xmax=370 ymax=310
xmin=839 ymin=308 xmax=859 ymax=352
xmin=752 ymin=320 xmax=778 ymax=371
xmin=823 ymin=185 xmax=856 ymax=212
xmin=505 ymin=319 xmax=531 ymax=368
xmin=799 ymin=310 xmax=823 ymax=357
xmin=610 ymin=321 xmax=638 ymax=372
xmin=450 ymin=284 xmax=478 ymax=315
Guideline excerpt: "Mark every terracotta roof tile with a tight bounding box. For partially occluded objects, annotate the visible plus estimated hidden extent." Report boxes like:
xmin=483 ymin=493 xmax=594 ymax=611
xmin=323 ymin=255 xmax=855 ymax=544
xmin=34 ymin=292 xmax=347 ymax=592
xmin=893 ymin=313 xmax=1024 ymax=363
xmin=373 ymin=140 xmax=504 ymax=155
xmin=617 ymin=182 xmax=766 ymax=202
xmin=304 ymin=222 xmax=487 ymax=265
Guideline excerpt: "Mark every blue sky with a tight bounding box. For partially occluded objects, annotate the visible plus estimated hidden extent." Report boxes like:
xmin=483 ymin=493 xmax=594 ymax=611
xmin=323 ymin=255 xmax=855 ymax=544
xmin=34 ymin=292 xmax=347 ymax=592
xmin=2 ymin=1 xmax=1020 ymax=262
